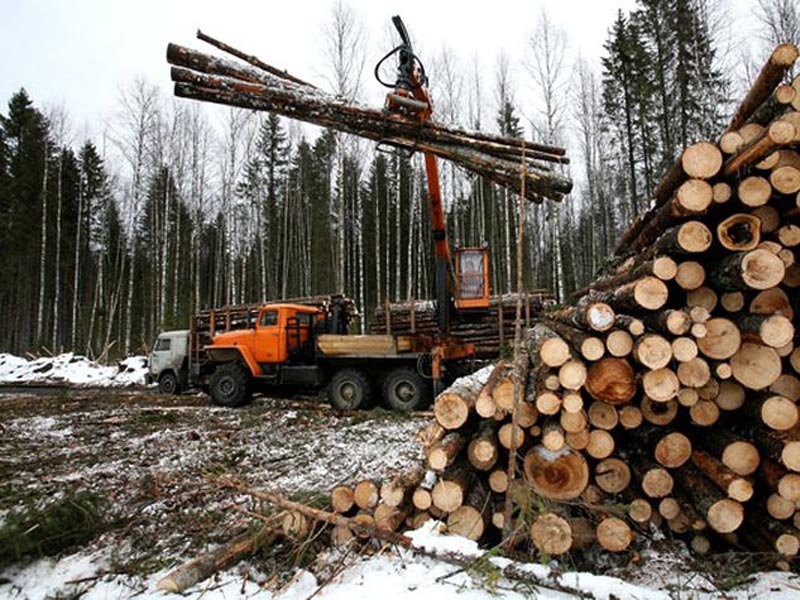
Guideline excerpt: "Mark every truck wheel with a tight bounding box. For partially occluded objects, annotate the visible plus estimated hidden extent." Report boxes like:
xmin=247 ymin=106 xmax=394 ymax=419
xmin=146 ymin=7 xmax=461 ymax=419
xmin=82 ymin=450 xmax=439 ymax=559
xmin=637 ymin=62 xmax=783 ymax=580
xmin=383 ymin=367 xmax=429 ymax=411
xmin=209 ymin=362 xmax=252 ymax=408
xmin=328 ymin=369 xmax=373 ymax=410
xmin=158 ymin=371 xmax=181 ymax=395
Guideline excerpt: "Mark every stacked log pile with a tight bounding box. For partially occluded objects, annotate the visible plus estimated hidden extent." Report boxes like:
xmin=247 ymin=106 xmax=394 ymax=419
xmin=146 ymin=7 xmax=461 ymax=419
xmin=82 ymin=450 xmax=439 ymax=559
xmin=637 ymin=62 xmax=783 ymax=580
xmin=323 ymin=45 xmax=800 ymax=566
xmin=369 ymin=292 xmax=554 ymax=356
xmin=165 ymin=31 xmax=572 ymax=203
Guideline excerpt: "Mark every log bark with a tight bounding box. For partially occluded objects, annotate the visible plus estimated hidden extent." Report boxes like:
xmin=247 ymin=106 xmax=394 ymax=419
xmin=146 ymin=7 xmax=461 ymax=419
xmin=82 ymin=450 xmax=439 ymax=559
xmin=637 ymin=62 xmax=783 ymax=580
xmin=674 ymin=464 xmax=744 ymax=533
xmin=727 ymin=43 xmax=799 ymax=132
xmin=707 ymin=249 xmax=786 ymax=291
xmin=157 ymin=525 xmax=280 ymax=592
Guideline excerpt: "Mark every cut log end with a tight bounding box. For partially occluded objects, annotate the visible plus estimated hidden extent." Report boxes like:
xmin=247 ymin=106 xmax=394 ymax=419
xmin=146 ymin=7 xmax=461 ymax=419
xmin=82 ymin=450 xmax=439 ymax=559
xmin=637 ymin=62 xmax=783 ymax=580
xmin=530 ymin=513 xmax=572 ymax=555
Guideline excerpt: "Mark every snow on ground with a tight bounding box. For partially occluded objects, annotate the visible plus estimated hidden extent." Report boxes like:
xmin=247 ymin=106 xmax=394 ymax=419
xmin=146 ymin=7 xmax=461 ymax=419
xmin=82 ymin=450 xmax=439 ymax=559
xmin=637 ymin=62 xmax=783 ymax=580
xmin=4 ymin=520 xmax=800 ymax=599
xmin=2 ymin=388 xmax=800 ymax=600
xmin=0 ymin=353 xmax=148 ymax=387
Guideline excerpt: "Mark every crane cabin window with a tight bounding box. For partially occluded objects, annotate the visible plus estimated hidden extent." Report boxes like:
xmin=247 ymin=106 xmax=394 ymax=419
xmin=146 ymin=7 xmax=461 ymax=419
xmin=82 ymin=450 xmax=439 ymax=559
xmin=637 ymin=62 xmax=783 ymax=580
xmin=457 ymin=250 xmax=486 ymax=299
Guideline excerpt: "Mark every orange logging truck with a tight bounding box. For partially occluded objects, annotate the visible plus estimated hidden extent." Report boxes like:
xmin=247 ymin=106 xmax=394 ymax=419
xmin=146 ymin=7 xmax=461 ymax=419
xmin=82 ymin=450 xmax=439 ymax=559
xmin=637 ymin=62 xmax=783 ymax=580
xmin=148 ymin=295 xmax=475 ymax=411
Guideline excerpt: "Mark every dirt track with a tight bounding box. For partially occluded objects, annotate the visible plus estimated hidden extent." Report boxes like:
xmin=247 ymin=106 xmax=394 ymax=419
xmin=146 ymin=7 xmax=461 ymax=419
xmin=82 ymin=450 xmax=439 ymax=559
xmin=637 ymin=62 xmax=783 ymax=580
xmin=0 ymin=388 xmax=425 ymax=576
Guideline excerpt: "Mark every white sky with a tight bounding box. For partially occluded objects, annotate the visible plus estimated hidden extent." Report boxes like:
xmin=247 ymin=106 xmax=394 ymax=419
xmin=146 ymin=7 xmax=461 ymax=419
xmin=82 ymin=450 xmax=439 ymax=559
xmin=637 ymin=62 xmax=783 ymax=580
xmin=0 ymin=0 xmax=760 ymax=149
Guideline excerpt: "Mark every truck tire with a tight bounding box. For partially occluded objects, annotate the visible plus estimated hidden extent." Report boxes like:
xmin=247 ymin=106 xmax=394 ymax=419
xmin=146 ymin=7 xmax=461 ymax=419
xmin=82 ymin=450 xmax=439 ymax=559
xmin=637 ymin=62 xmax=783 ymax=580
xmin=158 ymin=371 xmax=181 ymax=395
xmin=383 ymin=367 xmax=429 ymax=411
xmin=328 ymin=369 xmax=373 ymax=410
xmin=209 ymin=362 xmax=253 ymax=408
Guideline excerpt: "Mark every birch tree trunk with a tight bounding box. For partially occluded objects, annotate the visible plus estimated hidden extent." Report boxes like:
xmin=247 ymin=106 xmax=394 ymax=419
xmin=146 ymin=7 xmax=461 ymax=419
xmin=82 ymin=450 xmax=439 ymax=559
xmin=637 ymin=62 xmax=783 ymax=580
xmin=36 ymin=139 xmax=49 ymax=345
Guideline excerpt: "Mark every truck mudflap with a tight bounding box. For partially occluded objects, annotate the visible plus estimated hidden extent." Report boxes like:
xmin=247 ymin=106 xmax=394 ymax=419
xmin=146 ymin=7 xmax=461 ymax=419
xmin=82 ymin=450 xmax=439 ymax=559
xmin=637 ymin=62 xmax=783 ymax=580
xmin=206 ymin=345 xmax=261 ymax=376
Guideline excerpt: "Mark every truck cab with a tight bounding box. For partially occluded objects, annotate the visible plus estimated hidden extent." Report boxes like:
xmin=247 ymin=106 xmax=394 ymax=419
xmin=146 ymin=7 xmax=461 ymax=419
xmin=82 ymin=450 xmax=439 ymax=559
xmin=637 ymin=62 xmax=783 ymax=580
xmin=206 ymin=304 xmax=321 ymax=372
xmin=148 ymin=329 xmax=190 ymax=394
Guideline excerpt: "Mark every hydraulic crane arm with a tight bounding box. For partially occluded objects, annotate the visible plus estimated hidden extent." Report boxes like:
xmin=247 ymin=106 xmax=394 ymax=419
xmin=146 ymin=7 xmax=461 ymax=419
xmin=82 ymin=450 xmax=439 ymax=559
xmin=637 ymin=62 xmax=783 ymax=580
xmin=377 ymin=16 xmax=454 ymax=332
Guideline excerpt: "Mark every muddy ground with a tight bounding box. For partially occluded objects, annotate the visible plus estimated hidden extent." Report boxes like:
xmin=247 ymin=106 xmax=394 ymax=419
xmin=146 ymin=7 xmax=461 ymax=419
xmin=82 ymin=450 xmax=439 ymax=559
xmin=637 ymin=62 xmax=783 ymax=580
xmin=0 ymin=387 xmax=426 ymax=580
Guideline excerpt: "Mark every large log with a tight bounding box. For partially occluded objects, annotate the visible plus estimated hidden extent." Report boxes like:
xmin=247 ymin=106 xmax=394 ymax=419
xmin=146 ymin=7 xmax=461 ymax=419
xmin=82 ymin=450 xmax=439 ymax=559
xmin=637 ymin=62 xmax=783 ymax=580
xmin=584 ymin=357 xmax=637 ymax=404
xmin=523 ymin=446 xmax=590 ymax=500
xmin=614 ymin=143 xmax=722 ymax=255
xmin=434 ymin=368 xmax=491 ymax=430
xmin=726 ymin=43 xmax=799 ymax=132
xmin=707 ymin=249 xmax=785 ymax=291
xmin=166 ymin=45 xmax=572 ymax=202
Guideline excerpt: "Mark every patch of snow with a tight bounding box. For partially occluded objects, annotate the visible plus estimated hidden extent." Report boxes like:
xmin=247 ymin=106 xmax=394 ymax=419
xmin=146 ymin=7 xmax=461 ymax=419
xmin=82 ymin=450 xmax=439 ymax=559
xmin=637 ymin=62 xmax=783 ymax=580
xmin=0 ymin=353 xmax=149 ymax=387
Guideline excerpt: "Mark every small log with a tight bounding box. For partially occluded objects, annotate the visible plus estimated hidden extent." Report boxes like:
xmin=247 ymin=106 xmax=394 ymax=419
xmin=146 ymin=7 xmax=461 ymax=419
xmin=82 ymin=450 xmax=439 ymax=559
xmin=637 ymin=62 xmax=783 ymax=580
xmin=588 ymin=401 xmax=619 ymax=430
xmin=431 ymin=464 xmax=472 ymax=513
xmin=547 ymin=302 xmax=616 ymax=333
xmin=606 ymin=329 xmax=634 ymax=357
xmin=157 ymin=525 xmax=280 ymax=593
xmin=331 ymin=485 xmax=355 ymax=514
xmin=642 ymin=396 xmax=679 ymax=424
xmin=353 ymin=480 xmax=380 ymax=510
xmin=770 ymin=149 xmax=800 ymax=194
xmin=595 ymin=457 xmax=631 ymax=494
xmin=691 ymin=449 xmax=754 ymax=502
xmin=655 ymin=432 xmax=692 ymax=468
xmin=736 ymin=313 xmax=794 ymax=348
xmin=380 ymin=466 xmax=426 ymax=507
xmin=674 ymin=464 xmax=745 ymax=534
xmin=587 ymin=429 xmax=615 ymax=459
xmin=530 ymin=512 xmax=573 ymax=555
xmin=672 ymin=337 xmax=698 ymax=362
xmin=633 ymin=334 xmax=673 ymax=370
xmin=427 ymin=432 xmax=466 ymax=471
xmin=642 ymin=368 xmax=680 ymax=402
xmin=677 ymin=357 xmax=711 ymax=389
xmin=593 ymin=276 xmax=669 ymax=312
xmin=467 ymin=425 xmax=499 ymax=471
xmin=434 ymin=368 xmax=490 ymax=430
xmin=675 ymin=260 xmax=706 ymax=291
xmin=596 ymin=517 xmax=633 ymax=552
xmin=631 ymin=453 xmax=674 ymax=498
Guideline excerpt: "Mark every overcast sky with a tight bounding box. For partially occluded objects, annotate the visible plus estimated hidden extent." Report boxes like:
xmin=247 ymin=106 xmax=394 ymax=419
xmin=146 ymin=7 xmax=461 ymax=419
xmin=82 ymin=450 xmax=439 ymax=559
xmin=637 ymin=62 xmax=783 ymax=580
xmin=0 ymin=0 xmax=758 ymax=142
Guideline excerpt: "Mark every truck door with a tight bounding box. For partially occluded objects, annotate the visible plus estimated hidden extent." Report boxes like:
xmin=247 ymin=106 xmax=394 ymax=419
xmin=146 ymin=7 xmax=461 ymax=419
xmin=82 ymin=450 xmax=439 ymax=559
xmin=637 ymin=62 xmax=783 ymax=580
xmin=150 ymin=336 xmax=172 ymax=376
xmin=254 ymin=308 xmax=281 ymax=363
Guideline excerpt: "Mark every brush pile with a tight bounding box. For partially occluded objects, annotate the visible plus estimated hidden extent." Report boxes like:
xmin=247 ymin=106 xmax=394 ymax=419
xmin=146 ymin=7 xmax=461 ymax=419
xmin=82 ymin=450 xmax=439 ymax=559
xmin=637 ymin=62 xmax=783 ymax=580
xmin=165 ymin=31 xmax=572 ymax=203
xmin=322 ymin=44 xmax=800 ymax=568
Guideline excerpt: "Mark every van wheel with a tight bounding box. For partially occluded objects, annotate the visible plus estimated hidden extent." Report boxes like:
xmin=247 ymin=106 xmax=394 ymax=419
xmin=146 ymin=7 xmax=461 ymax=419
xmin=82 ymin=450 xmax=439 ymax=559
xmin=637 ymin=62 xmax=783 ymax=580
xmin=210 ymin=363 xmax=252 ymax=408
xmin=158 ymin=371 xmax=181 ymax=395
xmin=383 ymin=367 xmax=428 ymax=411
xmin=328 ymin=369 xmax=373 ymax=410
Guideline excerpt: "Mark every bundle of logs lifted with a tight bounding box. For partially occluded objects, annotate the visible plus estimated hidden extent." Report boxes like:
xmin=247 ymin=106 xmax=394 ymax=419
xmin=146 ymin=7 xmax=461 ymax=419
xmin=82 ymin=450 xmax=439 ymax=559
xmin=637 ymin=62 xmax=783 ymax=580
xmin=165 ymin=31 xmax=572 ymax=203
xmin=318 ymin=44 xmax=800 ymax=567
